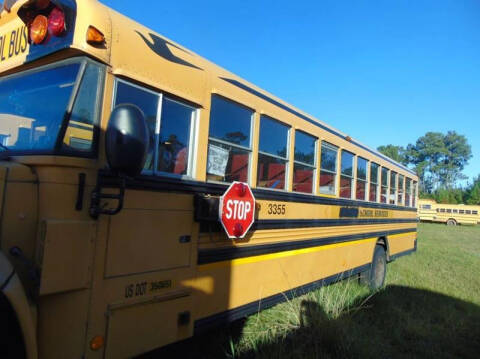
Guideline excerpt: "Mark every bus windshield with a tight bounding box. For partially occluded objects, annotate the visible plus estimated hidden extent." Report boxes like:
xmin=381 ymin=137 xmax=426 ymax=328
xmin=0 ymin=61 xmax=84 ymax=152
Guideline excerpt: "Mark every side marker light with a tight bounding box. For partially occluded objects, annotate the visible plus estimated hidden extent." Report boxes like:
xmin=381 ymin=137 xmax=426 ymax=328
xmin=86 ymin=26 xmax=105 ymax=45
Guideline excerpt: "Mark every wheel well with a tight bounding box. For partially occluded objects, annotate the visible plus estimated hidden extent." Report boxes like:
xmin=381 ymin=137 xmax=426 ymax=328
xmin=0 ymin=292 xmax=26 ymax=358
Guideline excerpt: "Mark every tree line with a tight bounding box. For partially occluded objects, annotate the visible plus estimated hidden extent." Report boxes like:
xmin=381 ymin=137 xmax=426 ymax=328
xmin=377 ymin=131 xmax=479 ymax=205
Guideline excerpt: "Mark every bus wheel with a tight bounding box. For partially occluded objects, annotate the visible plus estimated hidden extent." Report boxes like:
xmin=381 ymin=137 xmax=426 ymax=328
xmin=0 ymin=295 xmax=26 ymax=359
xmin=360 ymin=245 xmax=387 ymax=291
xmin=446 ymin=219 xmax=457 ymax=226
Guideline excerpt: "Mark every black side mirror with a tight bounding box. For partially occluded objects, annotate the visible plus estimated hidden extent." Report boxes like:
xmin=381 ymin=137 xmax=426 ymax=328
xmin=105 ymin=104 xmax=150 ymax=177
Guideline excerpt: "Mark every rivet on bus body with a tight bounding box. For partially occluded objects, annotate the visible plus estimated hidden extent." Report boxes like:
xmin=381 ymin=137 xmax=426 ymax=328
xmin=90 ymin=335 xmax=105 ymax=351
xmin=233 ymin=223 xmax=243 ymax=237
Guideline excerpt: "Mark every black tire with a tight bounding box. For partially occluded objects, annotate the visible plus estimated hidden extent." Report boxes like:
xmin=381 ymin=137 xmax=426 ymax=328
xmin=0 ymin=294 xmax=26 ymax=359
xmin=446 ymin=219 xmax=457 ymax=226
xmin=360 ymin=245 xmax=387 ymax=291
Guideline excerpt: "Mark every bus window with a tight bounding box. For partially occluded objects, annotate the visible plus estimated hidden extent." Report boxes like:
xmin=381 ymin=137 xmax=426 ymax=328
xmin=157 ymin=97 xmax=196 ymax=175
xmin=389 ymin=171 xmax=397 ymax=205
xmin=381 ymin=167 xmax=388 ymax=203
xmin=257 ymin=116 xmax=290 ymax=190
xmin=114 ymin=80 xmax=160 ymax=172
xmin=405 ymin=178 xmax=411 ymax=206
xmin=356 ymin=157 xmax=367 ymax=200
xmin=446 ymin=209 xmax=452 ymax=213
xmin=422 ymin=204 xmax=432 ymax=210
xmin=440 ymin=208 xmax=445 ymax=213
xmin=207 ymin=95 xmax=253 ymax=183
xmin=398 ymin=175 xmax=404 ymax=205
xmin=369 ymin=162 xmax=379 ymax=202
xmin=459 ymin=210 xmax=465 ymax=214
xmin=473 ymin=211 xmax=479 ymax=215
xmin=340 ymin=150 xmax=354 ymax=198
xmin=319 ymin=142 xmax=338 ymax=195
xmin=413 ymin=181 xmax=417 ymax=207
xmin=62 ymin=62 xmax=104 ymax=154
xmin=453 ymin=209 xmax=458 ymax=214
xmin=293 ymin=130 xmax=316 ymax=193
xmin=466 ymin=210 xmax=471 ymax=215
xmin=114 ymin=80 xmax=196 ymax=176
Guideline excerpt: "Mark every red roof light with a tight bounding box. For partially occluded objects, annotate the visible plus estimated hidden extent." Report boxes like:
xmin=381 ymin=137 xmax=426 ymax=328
xmin=48 ymin=7 xmax=65 ymax=36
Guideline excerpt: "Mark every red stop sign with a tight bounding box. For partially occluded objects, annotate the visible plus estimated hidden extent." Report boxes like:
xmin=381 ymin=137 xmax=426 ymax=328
xmin=219 ymin=181 xmax=256 ymax=239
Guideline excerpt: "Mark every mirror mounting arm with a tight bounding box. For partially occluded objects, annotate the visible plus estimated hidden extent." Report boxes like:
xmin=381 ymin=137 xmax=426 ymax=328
xmin=89 ymin=172 xmax=126 ymax=219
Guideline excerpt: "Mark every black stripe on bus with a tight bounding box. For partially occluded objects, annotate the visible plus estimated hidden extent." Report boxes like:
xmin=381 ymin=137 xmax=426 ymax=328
xmin=198 ymin=228 xmax=416 ymax=265
xmin=253 ymin=218 xmax=418 ymax=230
xmin=98 ymin=171 xmax=418 ymax=212
xmin=194 ymin=263 xmax=371 ymax=333
xmin=220 ymin=77 xmax=415 ymax=176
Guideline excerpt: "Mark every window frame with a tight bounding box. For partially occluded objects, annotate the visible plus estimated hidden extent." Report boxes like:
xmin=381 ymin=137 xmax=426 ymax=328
xmin=397 ymin=174 xmax=405 ymax=206
xmin=292 ymin=129 xmax=317 ymax=194
xmin=0 ymin=56 xmax=106 ymax=158
xmin=339 ymin=149 xmax=354 ymax=199
xmin=355 ymin=156 xmax=368 ymax=201
xmin=256 ymin=114 xmax=291 ymax=191
xmin=369 ymin=162 xmax=379 ymax=202
xmin=206 ymin=94 xmax=254 ymax=185
xmin=380 ymin=167 xmax=389 ymax=204
xmin=389 ymin=171 xmax=397 ymax=205
xmin=319 ymin=141 xmax=338 ymax=196
xmin=113 ymin=78 xmax=199 ymax=179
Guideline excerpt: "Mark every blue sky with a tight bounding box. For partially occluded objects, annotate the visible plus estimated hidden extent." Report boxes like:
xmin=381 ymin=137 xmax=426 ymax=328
xmin=102 ymin=0 xmax=480 ymax=185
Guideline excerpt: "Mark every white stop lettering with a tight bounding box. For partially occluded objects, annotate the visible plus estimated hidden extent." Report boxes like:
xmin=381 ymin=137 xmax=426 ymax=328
xmin=225 ymin=199 xmax=252 ymax=220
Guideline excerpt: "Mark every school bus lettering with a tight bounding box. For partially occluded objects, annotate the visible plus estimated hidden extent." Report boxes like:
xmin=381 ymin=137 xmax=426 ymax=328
xmin=0 ymin=26 xmax=28 ymax=62
xmin=0 ymin=1 xmax=418 ymax=358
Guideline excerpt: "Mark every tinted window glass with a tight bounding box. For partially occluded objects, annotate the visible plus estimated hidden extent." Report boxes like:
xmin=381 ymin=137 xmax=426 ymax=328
xmin=293 ymin=163 xmax=314 ymax=193
xmin=357 ymin=157 xmax=367 ymax=180
xmin=341 ymin=151 xmax=354 ymax=176
xmin=259 ymin=116 xmax=289 ymax=158
xmin=115 ymin=82 xmax=158 ymax=171
xmin=0 ymin=62 xmax=80 ymax=151
xmin=321 ymin=143 xmax=337 ymax=172
xmin=209 ymin=95 xmax=252 ymax=147
xmin=257 ymin=154 xmax=287 ymax=189
xmin=157 ymin=98 xmax=195 ymax=175
xmin=390 ymin=171 xmax=397 ymax=188
xmin=63 ymin=63 xmax=103 ymax=153
xmin=381 ymin=167 xmax=388 ymax=186
xmin=370 ymin=163 xmax=379 ymax=184
xmin=295 ymin=131 xmax=316 ymax=165
xmin=319 ymin=142 xmax=337 ymax=195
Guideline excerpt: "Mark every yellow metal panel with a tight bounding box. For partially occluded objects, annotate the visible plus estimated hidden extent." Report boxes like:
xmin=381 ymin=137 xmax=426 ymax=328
xmin=38 ymin=290 xmax=90 ymax=359
xmin=388 ymin=232 xmax=416 ymax=255
xmin=105 ymin=295 xmax=192 ymax=359
xmin=38 ymin=220 xmax=96 ymax=295
xmin=193 ymin=238 xmax=376 ymax=321
xmin=105 ymin=209 xmax=193 ymax=277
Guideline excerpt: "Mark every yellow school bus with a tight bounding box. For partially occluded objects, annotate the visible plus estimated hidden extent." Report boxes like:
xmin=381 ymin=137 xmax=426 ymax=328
xmin=0 ymin=1 xmax=419 ymax=358
xmin=418 ymin=199 xmax=480 ymax=226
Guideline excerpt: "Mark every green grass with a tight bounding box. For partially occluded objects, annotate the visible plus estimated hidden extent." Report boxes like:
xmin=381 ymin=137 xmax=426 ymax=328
xmin=147 ymin=223 xmax=480 ymax=358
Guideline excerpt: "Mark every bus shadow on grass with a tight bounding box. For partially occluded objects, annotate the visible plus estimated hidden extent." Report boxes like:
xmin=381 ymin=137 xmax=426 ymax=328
xmin=141 ymin=285 xmax=480 ymax=359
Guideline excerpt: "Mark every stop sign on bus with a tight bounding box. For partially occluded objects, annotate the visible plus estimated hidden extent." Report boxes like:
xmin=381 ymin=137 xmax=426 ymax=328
xmin=219 ymin=182 xmax=256 ymax=239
